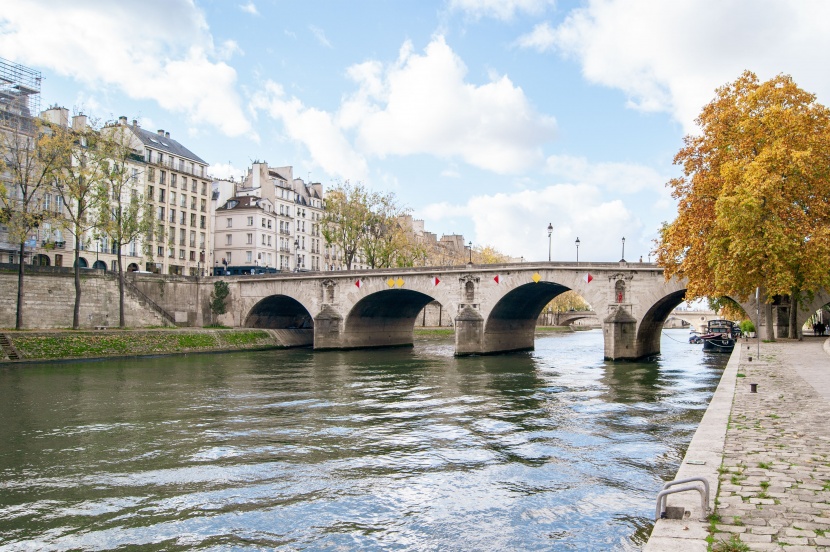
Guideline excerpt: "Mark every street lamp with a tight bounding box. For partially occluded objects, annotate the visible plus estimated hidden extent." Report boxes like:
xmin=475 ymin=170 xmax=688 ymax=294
xmin=575 ymin=237 xmax=580 ymax=264
xmin=468 ymin=241 xmax=472 ymax=264
xmin=294 ymin=238 xmax=300 ymax=272
xmin=547 ymin=222 xmax=553 ymax=261
xmin=620 ymin=236 xmax=626 ymax=262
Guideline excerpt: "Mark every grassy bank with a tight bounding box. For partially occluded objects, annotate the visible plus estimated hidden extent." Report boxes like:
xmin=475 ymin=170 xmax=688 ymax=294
xmin=0 ymin=328 xmax=290 ymax=362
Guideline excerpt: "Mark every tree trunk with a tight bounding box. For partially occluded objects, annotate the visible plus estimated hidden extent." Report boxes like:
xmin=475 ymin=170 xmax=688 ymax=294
xmin=117 ymin=247 xmax=125 ymax=327
xmin=764 ymin=302 xmax=775 ymax=342
xmin=15 ymin=241 xmax=25 ymax=330
xmin=789 ymin=291 xmax=801 ymax=340
xmin=73 ymin=234 xmax=81 ymax=329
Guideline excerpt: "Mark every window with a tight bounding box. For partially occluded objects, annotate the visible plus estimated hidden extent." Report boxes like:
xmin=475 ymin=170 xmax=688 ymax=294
xmin=148 ymin=167 xmax=155 ymax=182
xmin=159 ymin=188 xmax=165 ymax=202
xmin=157 ymin=245 xmax=163 ymax=256
xmin=267 ymin=220 xmax=272 ymax=229
xmin=158 ymin=153 xmax=164 ymax=164
xmin=191 ymin=179 xmax=197 ymax=193
xmin=169 ymin=209 xmax=176 ymax=223
xmin=247 ymin=216 xmax=254 ymax=226
xmin=199 ymin=233 xmax=205 ymax=248
xmin=147 ymin=185 xmax=154 ymax=200
xmin=190 ymin=197 xmax=196 ymax=210
xmin=190 ymin=250 xmax=196 ymax=261
xmin=227 ymin=218 xmax=232 ymax=228
xmin=190 ymin=231 xmax=196 ymax=247
xmin=226 ymin=252 xmax=232 ymax=264
xmin=160 ymin=171 xmax=166 ymax=185
xmin=171 ymin=174 xmax=177 ymax=187
xmin=201 ymin=199 xmax=206 ymax=212
xmin=190 ymin=213 xmax=196 ymax=227
xmin=179 ymin=249 xmax=185 ymax=260
xmin=200 ymin=215 xmax=206 ymax=229
xmin=168 ymin=247 xmax=174 ymax=258
xmin=201 ymin=182 xmax=207 ymax=195
xmin=170 ymin=191 xmax=176 ymax=204
xmin=246 ymin=251 xmax=252 ymax=262
xmin=180 ymin=195 xmax=186 ymax=208
xmin=261 ymin=234 xmax=266 ymax=245
xmin=247 ymin=233 xmax=253 ymax=244
xmin=181 ymin=177 xmax=187 ymax=189
xmin=226 ymin=234 xmax=232 ymax=245
xmin=267 ymin=235 xmax=271 ymax=246
xmin=261 ymin=218 xmax=266 ymax=228
xmin=157 ymin=206 xmax=165 ymax=221
xmin=179 ymin=211 xmax=185 ymax=225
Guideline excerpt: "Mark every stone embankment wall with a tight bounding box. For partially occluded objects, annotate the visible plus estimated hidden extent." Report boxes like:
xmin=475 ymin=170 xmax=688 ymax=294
xmin=0 ymin=266 xmax=167 ymax=329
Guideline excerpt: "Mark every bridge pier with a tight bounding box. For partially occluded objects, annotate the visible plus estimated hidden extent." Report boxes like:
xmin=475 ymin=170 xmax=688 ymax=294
xmin=454 ymin=305 xmax=484 ymax=355
xmin=603 ymin=307 xmax=640 ymax=360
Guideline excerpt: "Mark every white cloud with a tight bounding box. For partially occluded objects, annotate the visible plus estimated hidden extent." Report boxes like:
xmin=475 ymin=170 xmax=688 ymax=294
xmin=545 ymin=154 xmax=666 ymax=195
xmin=251 ymin=82 xmax=369 ymax=180
xmin=309 ymin=25 xmax=332 ymax=48
xmin=210 ymin=162 xmax=246 ymax=181
xmin=515 ymin=22 xmax=556 ymax=51
xmin=252 ymin=36 xmax=556 ymax=179
xmin=0 ymin=0 xmax=252 ymax=137
xmin=422 ymin=183 xmax=645 ymax=262
xmin=239 ymin=1 xmax=258 ymax=15
xmin=530 ymin=0 xmax=830 ymax=132
xmin=449 ymin=0 xmax=555 ymax=20
xmin=343 ymin=36 xmax=557 ymax=174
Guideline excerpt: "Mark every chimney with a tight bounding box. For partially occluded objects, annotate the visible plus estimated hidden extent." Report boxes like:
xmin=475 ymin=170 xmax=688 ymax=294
xmin=157 ymin=129 xmax=164 ymax=136
xmin=165 ymin=131 xmax=170 ymax=138
xmin=72 ymin=114 xmax=87 ymax=132
xmin=118 ymin=116 xmax=127 ymax=125
xmin=132 ymin=119 xmax=138 ymax=127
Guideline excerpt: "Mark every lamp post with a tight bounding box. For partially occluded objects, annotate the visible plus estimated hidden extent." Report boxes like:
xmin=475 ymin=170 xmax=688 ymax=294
xmin=575 ymin=237 xmax=580 ymax=264
xmin=547 ymin=222 xmax=553 ymax=261
xmin=468 ymin=241 xmax=472 ymax=264
xmin=294 ymin=238 xmax=300 ymax=272
xmin=620 ymin=236 xmax=626 ymax=262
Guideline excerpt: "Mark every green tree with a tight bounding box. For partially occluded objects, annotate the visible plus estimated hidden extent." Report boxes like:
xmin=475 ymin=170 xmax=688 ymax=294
xmin=0 ymin=116 xmax=70 ymax=329
xmin=95 ymin=122 xmax=152 ymax=328
xmin=321 ymin=181 xmax=372 ymax=270
xmin=52 ymin=120 xmax=107 ymax=329
xmin=209 ymin=280 xmax=230 ymax=324
xmin=656 ymin=71 xmax=830 ymax=340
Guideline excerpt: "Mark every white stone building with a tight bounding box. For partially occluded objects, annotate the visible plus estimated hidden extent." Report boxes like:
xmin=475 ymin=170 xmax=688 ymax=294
xmin=213 ymin=195 xmax=277 ymax=275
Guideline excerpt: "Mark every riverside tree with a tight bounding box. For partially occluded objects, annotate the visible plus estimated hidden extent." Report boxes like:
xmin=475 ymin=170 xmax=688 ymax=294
xmin=53 ymin=120 xmax=107 ymax=329
xmin=656 ymin=71 xmax=830 ymax=339
xmin=95 ymin=121 xmax=151 ymax=328
xmin=0 ymin=116 xmax=70 ymax=329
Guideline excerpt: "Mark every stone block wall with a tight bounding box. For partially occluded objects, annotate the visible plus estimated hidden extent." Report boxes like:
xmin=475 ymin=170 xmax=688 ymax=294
xmin=0 ymin=267 xmax=167 ymax=329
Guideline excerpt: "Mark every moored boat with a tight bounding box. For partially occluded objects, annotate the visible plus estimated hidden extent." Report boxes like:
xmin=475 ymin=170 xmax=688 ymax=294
xmin=700 ymin=319 xmax=737 ymax=353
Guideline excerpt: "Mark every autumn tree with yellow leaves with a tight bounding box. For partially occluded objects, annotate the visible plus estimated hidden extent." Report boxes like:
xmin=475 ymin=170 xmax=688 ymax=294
xmin=656 ymin=71 xmax=830 ymax=339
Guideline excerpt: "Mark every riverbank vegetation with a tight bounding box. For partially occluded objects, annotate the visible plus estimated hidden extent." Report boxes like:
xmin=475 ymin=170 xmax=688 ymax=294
xmin=2 ymin=329 xmax=280 ymax=361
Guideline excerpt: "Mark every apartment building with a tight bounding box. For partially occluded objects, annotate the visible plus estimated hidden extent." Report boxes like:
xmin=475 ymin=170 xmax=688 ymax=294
xmin=213 ymin=195 xmax=277 ymax=275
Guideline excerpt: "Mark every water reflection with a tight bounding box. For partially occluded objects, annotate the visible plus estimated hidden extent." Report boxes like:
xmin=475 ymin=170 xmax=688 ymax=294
xmin=0 ymin=329 xmax=725 ymax=550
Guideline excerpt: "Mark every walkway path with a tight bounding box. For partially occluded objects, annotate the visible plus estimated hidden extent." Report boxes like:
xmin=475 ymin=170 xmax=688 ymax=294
xmin=646 ymin=338 xmax=830 ymax=551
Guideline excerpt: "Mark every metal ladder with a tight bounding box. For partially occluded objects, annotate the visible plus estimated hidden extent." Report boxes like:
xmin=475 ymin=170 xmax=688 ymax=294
xmin=655 ymin=476 xmax=710 ymax=521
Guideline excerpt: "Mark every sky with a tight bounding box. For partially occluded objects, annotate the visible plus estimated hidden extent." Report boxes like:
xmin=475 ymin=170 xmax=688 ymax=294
xmin=2 ymin=0 xmax=830 ymax=263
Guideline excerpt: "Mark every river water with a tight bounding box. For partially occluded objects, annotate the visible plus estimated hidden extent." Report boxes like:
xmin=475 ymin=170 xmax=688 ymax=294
xmin=0 ymin=329 xmax=727 ymax=551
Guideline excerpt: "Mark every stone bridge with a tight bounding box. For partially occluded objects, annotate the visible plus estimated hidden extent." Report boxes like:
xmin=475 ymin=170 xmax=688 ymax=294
xmin=218 ymin=261 xmax=690 ymax=360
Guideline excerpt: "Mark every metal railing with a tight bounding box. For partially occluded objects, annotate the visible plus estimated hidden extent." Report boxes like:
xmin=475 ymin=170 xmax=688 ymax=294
xmin=123 ymin=274 xmax=176 ymax=326
xmin=655 ymin=477 xmax=710 ymax=521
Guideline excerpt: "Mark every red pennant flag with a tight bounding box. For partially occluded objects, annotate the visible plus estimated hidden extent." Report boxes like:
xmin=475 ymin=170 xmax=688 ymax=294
xmin=434 ymin=277 xmax=440 ymax=286
xmin=355 ymin=279 xmax=362 ymax=288
xmin=584 ymin=273 xmax=593 ymax=284
xmin=494 ymin=275 xmax=500 ymax=284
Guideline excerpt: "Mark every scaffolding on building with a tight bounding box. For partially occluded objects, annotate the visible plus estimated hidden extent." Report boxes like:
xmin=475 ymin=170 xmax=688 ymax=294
xmin=0 ymin=57 xmax=41 ymax=126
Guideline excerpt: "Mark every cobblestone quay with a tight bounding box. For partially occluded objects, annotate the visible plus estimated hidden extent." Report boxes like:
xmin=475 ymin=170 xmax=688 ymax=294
xmin=647 ymin=338 xmax=830 ymax=551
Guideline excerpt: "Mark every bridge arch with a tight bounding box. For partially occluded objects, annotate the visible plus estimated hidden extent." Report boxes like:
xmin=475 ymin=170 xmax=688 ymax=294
xmin=330 ymin=288 xmax=441 ymax=349
xmin=636 ymin=289 xmax=687 ymax=357
xmin=479 ymin=281 xmax=572 ymax=353
xmin=244 ymin=295 xmax=314 ymax=329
